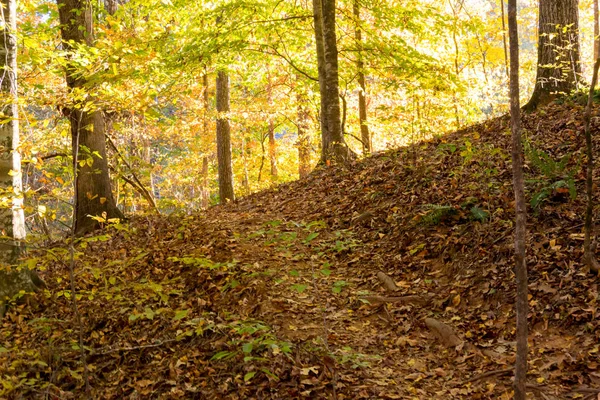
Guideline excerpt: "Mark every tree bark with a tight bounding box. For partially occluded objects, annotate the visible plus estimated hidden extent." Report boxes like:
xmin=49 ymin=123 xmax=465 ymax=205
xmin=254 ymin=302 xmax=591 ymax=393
xmin=320 ymin=0 xmax=347 ymax=162
xmin=500 ymin=0 xmax=509 ymax=77
xmin=266 ymin=68 xmax=278 ymax=181
xmin=595 ymin=0 xmax=599 ymax=60
xmin=0 ymin=0 xmax=40 ymax=314
xmin=216 ymin=70 xmax=235 ymax=204
xmin=508 ymin=0 xmax=529 ymax=398
xmin=296 ymin=82 xmax=311 ymax=178
xmin=583 ymin=58 xmax=600 ymax=273
xmin=312 ymin=0 xmax=330 ymax=163
xmin=57 ymin=0 xmax=123 ymax=235
xmin=201 ymin=72 xmax=210 ymax=209
xmin=354 ymin=0 xmax=371 ymax=155
xmin=523 ymin=0 xmax=581 ymax=112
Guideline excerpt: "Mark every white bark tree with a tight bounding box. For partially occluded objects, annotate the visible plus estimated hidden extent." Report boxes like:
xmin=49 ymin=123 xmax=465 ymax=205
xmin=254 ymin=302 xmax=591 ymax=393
xmin=0 ymin=0 xmax=41 ymax=316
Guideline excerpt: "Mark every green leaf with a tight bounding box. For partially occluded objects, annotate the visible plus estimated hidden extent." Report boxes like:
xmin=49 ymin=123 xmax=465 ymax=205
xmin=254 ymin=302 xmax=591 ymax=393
xmin=304 ymin=232 xmax=319 ymax=243
xmin=173 ymin=309 xmax=189 ymax=321
xmin=211 ymin=351 xmax=236 ymax=360
xmin=144 ymin=307 xmax=155 ymax=320
xmin=291 ymin=284 xmax=308 ymax=293
xmin=242 ymin=342 xmax=253 ymax=354
xmin=0 ymin=346 xmax=9 ymax=353
xmin=244 ymin=371 xmax=256 ymax=382
xmin=332 ymin=280 xmax=347 ymax=294
xmin=469 ymin=206 xmax=489 ymax=222
xmin=289 ymin=270 xmax=299 ymax=277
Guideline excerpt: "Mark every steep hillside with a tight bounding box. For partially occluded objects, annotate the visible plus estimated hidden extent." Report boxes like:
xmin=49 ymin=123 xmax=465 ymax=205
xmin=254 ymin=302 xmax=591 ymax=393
xmin=1 ymin=102 xmax=599 ymax=399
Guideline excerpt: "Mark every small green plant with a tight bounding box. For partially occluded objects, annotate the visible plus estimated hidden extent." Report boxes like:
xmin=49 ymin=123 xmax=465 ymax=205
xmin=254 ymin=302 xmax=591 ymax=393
xmin=418 ymin=204 xmax=457 ymax=226
xmin=418 ymin=200 xmax=489 ymax=226
xmin=524 ymin=141 xmax=577 ymax=209
xmin=335 ymin=346 xmax=381 ymax=369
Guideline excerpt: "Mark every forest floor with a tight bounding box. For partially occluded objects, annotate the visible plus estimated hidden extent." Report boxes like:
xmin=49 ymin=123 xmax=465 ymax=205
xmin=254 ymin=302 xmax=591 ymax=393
xmin=2 ymin=101 xmax=600 ymax=399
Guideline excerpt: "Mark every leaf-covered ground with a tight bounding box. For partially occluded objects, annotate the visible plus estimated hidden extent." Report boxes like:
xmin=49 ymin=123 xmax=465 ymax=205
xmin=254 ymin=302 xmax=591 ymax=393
xmin=2 ymin=102 xmax=600 ymax=399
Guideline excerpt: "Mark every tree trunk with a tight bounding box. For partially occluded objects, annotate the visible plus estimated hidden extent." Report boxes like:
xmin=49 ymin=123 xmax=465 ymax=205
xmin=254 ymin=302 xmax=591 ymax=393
xmin=0 ymin=0 xmax=40 ymax=314
xmin=104 ymin=0 xmax=118 ymax=15
xmin=216 ymin=70 xmax=234 ymax=204
xmin=500 ymin=0 xmax=509 ymax=77
xmin=268 ymin=120 xmax=278 ymax=181
xmin=595 ymin=0 xmax=599 ymax=60
xmin=320 ymin=0 xmax=347 ymax=162
xmin=266 ymin=69 xmax=278 ymax=181
xmin=523 ymin=0 xmax=581 ymax=112
xmin=583 ymin=59 xmax=600 ymax=273
xmin=296 ymin=82 xmax=311 ymax=178
xmin=241 ymin=137 xmax=250 ymax=195
xmin=508 ymin=0 xmax=529 ymax=398
xmin=201 ymin=72 xmax=210 ymax=209
xmin=57 ymin=0 xmax=123 ymax=235
xmin=312 ymin=0 xmax=330 ymax=163
xmin=354 ymin=0 xmax=371 ymax=155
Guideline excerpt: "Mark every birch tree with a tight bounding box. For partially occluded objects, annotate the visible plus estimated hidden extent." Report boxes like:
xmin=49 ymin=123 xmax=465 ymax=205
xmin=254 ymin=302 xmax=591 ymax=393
xmin=0 ymin=0 xmax=42 ymax=315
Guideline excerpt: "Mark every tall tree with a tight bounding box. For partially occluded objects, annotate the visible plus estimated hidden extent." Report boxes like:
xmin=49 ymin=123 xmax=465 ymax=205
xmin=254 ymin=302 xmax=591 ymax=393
xmin=216 ymin=70 xmax=235 ymax=203
xmin=320 ymin=0 xmax=348 ymax=162
xmin=57 ymin=0 xmax=123 ymax=235
xmin=296 ymin=82 xmax=311 ymax=178
xmin=508 ymin=0 xmax=529 ymax=397
xmin=201 ymin=72 xmax=211 ymax=209
xmin=595 ymin=0 xmax=599 ymax=60
xmin=523 ymin=0 xmax=581 ymax=112
xmin=0 ymin=0 xmax=42 ymax=315
xmin=312 ymin=0 xmax=330 ymax=163
xmin=266 ymin=68 xmax=278 ymax=181
xmin=353 ymin=0 xmax=371 ymax=155
xmin=583 ymin=45 xmax=600 ymax=273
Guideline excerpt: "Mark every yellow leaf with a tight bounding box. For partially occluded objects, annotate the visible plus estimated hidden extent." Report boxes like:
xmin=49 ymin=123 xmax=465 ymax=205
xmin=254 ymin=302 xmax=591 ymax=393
xmin=99 ymin=197 xmax=107 ymax=204
xmin=452 ymin=294 xmax=461 ymax=307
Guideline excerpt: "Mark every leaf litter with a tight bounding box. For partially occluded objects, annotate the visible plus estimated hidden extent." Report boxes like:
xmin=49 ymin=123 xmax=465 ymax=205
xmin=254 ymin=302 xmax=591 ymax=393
xmin=1 ymin=102 xmax=600 ymax=399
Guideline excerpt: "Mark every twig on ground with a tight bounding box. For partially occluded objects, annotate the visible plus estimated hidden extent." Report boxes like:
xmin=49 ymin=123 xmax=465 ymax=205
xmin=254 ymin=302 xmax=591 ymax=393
xmin=462 ymin=368 xmax=512 ymax=384
xmin=91 ymin=338 xmax=179 ymax=356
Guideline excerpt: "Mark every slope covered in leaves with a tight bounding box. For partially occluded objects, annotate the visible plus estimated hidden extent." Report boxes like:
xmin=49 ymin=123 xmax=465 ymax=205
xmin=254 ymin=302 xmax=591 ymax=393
xmin=1 ymin=102 xmax=600 ymax=399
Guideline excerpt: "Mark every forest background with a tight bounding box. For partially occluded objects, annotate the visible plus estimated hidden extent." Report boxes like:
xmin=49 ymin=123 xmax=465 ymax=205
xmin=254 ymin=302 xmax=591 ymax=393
xmin=13 ymin=0 xmax=598 ymax=237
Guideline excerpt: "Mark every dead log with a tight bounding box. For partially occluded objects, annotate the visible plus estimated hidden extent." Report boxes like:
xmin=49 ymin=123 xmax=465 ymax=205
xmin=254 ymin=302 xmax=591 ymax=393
xmin=425 ymin=317 xmax=463 ymax=348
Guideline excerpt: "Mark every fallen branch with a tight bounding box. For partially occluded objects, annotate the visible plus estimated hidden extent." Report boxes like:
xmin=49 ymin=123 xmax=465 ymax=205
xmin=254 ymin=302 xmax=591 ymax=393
xmin=425 ymin=317 xmax=463 ymax=348
xmin=91 ymin=338 xmax=179 ymax=356
xmin=361 ymin=295 xmax=429 ymax=306
xmin=462 ymin=368 xmax=512 ymax=384
xmin=377 ymin=271 xmax=398 ymax=292
xmin=106 ymin=134 xmax=159 ymax=213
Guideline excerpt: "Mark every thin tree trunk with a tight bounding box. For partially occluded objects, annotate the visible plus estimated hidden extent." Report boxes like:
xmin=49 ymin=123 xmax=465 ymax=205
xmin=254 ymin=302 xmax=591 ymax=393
xmin=500 ymin=0 xmax=509 ymax=77
xmin=297 ymin=84 xmax=311 ymax=178
xmin=201 ymin=72 xmax=210 ymax=209
xmin=268 ymin=120 xmax=278 ymax=181
xmin=583 ymin=58 xmax=600 ymax=273
xmin=354 ymin=0 xmax=371 ymax=155
xmin=595 ymin=0 xmax=599 ymax=60
xmin=508 ymin=0 xmax=529 ymax=397
xmin=266 ymin=67 xmax=278 ymax=181
xmin=201 ymin=156 xmax=209 ymax=208
xmin=524 ymin=0 xmax=581 ymax=111
xmin=320 ymin=0 xmax=347 ymax=162
xmin=0 ymin=0 xmax=39 ymax=314
xmin=312 ymin=0 xmax=330 ymax=163
xmin=57 ymin=0 xmax=123 ymax=235
xmin=216 ymin=70 xmax=234 ymax=204
xmin=241 ymin=137 xmax=250 ymax=195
